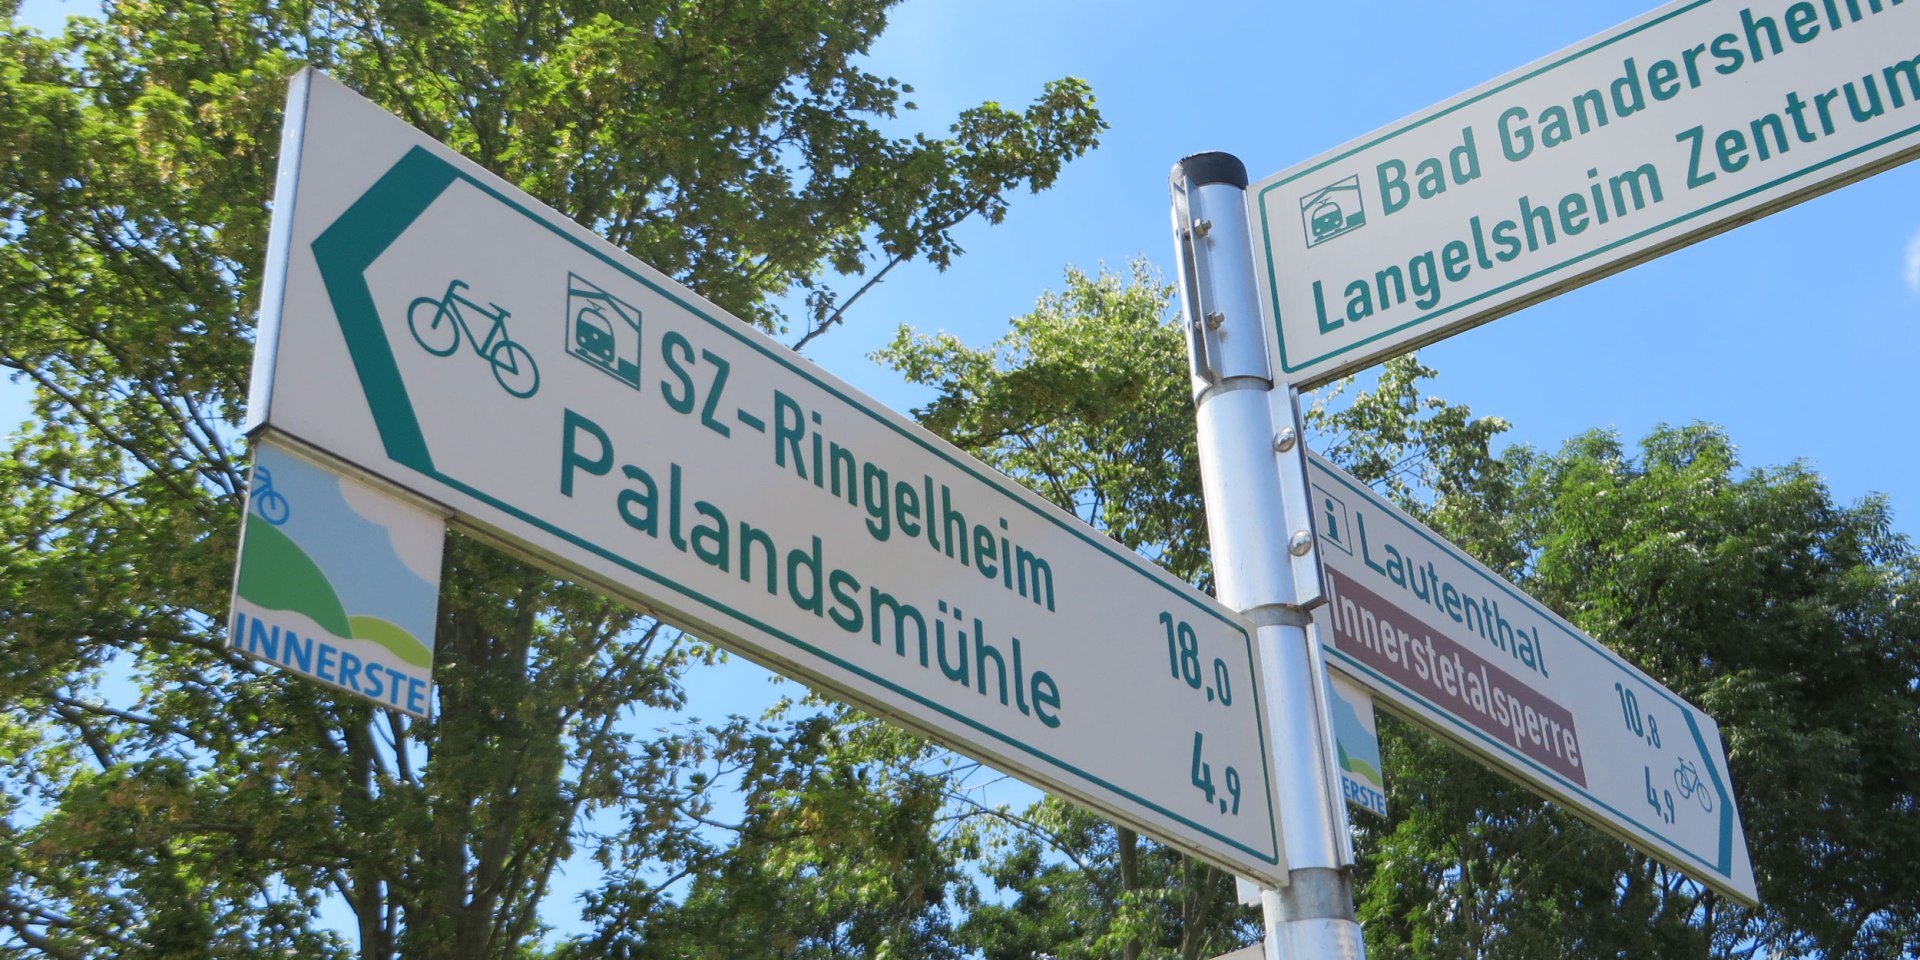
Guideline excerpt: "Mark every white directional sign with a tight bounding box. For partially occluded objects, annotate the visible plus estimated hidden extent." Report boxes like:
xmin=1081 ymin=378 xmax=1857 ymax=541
xmin=1305 ymin=451 xmax=1756 ymax=903
xmin=1251 ymin=0 xmax=1920 ymax=387
xmin=245 ymin=70 xmax=1286 ymax=882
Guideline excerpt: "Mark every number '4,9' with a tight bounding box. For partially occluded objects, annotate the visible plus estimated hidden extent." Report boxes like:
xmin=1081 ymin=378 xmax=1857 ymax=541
xmin=1190 ymin=732 xmax=1241 ymax=815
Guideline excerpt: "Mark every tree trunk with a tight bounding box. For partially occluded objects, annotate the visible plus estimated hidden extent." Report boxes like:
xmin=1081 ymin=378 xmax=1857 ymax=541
xmin=1118 ymin=826 xmax=1142 ymax=960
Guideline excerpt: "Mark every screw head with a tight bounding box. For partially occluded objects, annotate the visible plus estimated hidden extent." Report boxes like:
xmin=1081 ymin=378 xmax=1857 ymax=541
xmin=1288 ymin=530 xmax=1314 ymax=556
xmin=1273 ymin=427 xmax=1297 ymax=452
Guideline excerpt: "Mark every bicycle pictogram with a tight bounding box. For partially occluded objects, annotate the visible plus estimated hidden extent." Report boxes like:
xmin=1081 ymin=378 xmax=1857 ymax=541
xmin=251 ymin=466 xmax=291 ymax=526
xmin=1674 ymin=758 xmax=1715 ymax=813
xmin=407 ymin=279 xmax=540 ymax=398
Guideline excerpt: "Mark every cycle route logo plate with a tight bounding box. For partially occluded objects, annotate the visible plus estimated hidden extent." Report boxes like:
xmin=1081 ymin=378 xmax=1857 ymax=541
xmin=1326 ymin=671 xmax=1386 ymax=818
xmin=228 ymin=440 xmax=446 ymax=718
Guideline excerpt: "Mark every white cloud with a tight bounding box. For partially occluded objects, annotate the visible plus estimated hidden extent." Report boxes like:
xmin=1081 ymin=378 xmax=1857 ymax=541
xmin=1906 ymin=228 xmax=1920 ymax=296
xmin=339 ymin=478 xmax=445 ymax=585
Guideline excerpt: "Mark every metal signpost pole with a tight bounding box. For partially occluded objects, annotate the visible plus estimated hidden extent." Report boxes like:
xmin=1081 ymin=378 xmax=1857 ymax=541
xmin=1172 ymin=153 xmax=1364 ymax=960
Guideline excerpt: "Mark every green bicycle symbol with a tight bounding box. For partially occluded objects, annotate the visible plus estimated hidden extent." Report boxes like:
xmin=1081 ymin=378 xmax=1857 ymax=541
xmin=407 ymin=279 xmax=540 ymax=398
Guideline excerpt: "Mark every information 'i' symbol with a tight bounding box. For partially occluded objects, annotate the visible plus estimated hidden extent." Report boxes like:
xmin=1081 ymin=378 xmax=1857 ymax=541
xmin=1311 ymin=484 xmax=1354 ymax=557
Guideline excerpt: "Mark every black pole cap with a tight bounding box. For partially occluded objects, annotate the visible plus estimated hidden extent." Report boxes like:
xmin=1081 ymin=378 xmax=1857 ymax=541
xmin=1171 ymin=152 xmax=1248 ymax=189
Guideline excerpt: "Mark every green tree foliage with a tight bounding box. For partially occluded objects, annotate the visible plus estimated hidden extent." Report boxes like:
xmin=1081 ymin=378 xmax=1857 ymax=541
xmin=884 ymin=263 xmax=1918 ymax=960
xmin=882 ymin=259 xmax=1205 ymax=581
xmin=880 ymin=261 xmax=1244 ymax=960
xmin=878 ymin=260 xmax=1507 ymax=959
xmin=578 ymin=704 xmax=967 ymax=960
xmin=952 ymin=796 xmax=1255 ymax=960
xmin=0 ymin=2 xmax=1101 ymax=956
xmin=1359 ymin=424 xmax=1920 ymax=960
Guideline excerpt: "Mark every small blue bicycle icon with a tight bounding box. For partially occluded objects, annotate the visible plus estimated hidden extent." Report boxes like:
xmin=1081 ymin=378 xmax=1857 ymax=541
xmin=251 ymin=466 xmax=291 ymax=526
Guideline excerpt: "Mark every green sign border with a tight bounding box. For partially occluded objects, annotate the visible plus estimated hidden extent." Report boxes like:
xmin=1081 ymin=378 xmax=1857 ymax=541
xmin=1255 ymin=0 xmax=1920 ymax=384
xmin=1309 ymin=456 xmax=1736 ymax=886
xmin=308 ymin=146 xmax=1283 ymax=868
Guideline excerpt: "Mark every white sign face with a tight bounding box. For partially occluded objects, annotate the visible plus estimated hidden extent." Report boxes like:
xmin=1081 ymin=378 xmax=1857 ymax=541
xmin=1306 ymin=452 xmax=1756 ymax=903
xmin=1206 ymin=946 xmax=1265 ymax=960
xmin=245 ymin=70 xmax=1285 ymax=882
xmin=230 ymin=441 xmax=445 ymax=718
xmin=1250 ymin=0 xmax=1920 ymax=387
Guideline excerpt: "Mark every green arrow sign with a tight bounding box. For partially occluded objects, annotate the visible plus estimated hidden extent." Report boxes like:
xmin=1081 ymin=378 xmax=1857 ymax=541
xmin=245 ymin=69 xmax=1288 ymax=884
xmin=1251 ymin=0 xmax=1920 ymax=387
xmin=1307 ymin=450 xmax=1755 ymax=904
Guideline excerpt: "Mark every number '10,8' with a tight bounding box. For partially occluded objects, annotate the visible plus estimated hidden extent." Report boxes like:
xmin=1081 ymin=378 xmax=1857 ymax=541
xmin=1613 ymin=682 xmax=1660 ymax=747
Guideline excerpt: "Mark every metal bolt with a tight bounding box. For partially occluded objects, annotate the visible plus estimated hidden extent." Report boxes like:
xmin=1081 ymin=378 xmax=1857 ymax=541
xmin=1288 ymin=531 xmax=1314 ymax=556
xmin=1193 ymin=218 xmax=1213 ymax=237
xmin=1273 ymin=427 xmax=1297 ymax=452
xmin=1204 ymin=311 xmax=1225 ymax=330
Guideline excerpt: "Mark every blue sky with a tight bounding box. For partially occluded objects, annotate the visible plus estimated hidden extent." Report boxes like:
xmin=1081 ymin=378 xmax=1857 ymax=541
xmin=8 ymin=0 xmax=1914 ymax=535
xmin=809 ymin=0 xmax=1920 ymax=546
xmin=6 ymin=0 xmax=1919 ymax=940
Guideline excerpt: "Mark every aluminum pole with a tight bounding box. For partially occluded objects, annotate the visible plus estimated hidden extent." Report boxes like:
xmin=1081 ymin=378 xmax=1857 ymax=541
xmin=1170 ymin=152 xmax=1365 ymax=960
